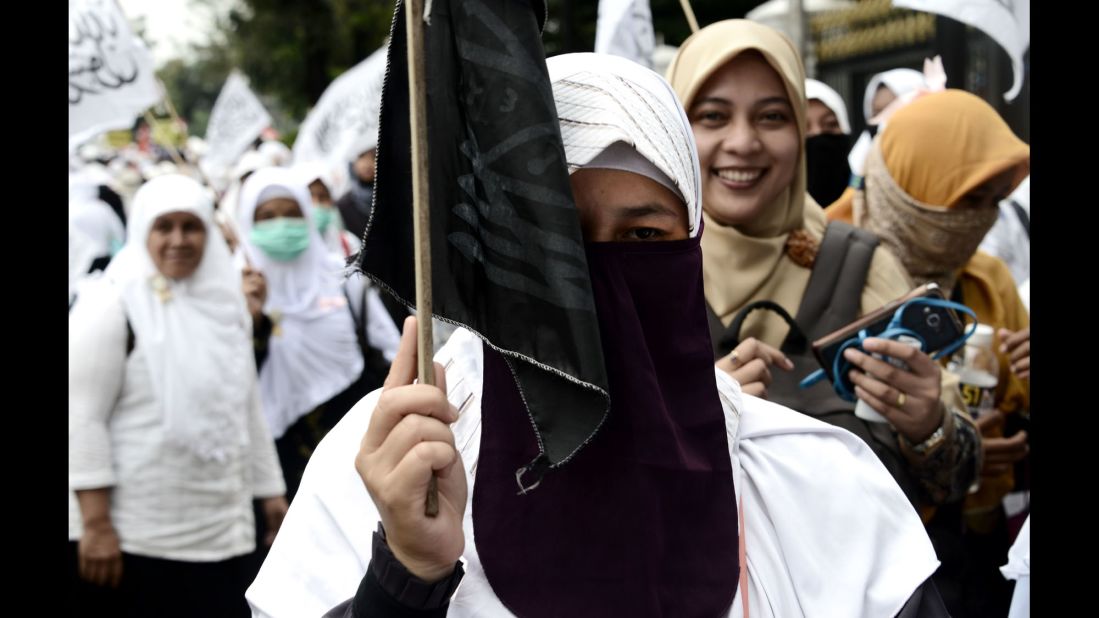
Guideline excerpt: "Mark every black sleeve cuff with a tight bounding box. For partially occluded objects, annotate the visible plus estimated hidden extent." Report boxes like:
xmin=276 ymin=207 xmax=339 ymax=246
xmin=349 ymin=524 xmax=464 ymax=617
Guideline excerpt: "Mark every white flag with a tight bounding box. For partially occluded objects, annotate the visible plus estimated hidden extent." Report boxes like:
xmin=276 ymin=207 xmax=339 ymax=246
xmin=68 ymin=0 xmax=160 ymax=150
xmin=202 ymin=71 xmax=273 ymax=175
xmin=894 ymin=0 xmax=1029 ymax=101
xmin=292 ymin=46 xmax=388 ymax=197
xmin=594 ymin=0 xmax=655 ymax=69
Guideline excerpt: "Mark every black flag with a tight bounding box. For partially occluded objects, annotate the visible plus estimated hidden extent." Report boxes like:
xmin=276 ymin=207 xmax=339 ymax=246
xmin=358 ymin=0 xmax=609 ymax=486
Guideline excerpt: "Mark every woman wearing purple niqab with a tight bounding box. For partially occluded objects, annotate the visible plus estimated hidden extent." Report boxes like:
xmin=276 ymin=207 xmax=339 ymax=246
xmin=247 ymin=54 xmax=941 ymax=618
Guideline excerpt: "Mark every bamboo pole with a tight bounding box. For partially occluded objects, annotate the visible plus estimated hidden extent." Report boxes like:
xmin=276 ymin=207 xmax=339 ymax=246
xmin=143 ymin=109 xmax=186 ymax=167
xmin=679 ymin=0 xmax=700 ymax=33
xmin=405 ymin=0 xmax=439 ymax=518
xmin=155 ymin=78 xmax=215 ymax=188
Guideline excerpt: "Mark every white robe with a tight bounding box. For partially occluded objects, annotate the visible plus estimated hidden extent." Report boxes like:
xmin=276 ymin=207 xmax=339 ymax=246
xmin=247 ymin=328 xmax=939 ymax=617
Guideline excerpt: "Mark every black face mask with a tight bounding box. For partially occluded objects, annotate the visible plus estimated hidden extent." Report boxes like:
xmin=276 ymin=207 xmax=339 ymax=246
xmin=805 ymin=133 xmax=853 ymax=207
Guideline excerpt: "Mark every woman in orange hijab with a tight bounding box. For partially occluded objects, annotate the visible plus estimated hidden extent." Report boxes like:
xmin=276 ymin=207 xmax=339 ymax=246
xmin=854 ymin=89 xmax=1031 ymax=617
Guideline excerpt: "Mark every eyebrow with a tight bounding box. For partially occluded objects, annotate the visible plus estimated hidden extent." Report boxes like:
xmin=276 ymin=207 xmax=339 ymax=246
xmin=693 ymin=96 xmax=792 ymax=109
xmin=614 ymin=203 xmax=681 ymax=220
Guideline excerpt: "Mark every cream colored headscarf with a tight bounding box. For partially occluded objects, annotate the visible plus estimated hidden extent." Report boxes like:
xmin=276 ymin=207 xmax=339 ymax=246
xmin=854 ymin=89 xmax=1030 ymax=292
xmin=666 ymin=19 xmax=829 ymax=344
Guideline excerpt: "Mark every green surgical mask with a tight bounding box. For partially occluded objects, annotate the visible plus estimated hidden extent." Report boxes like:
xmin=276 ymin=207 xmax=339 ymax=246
xmin=250 ymin=217 xmax=310 ymax=262
xmin=313 ymin=206 xmax=335 ymax=234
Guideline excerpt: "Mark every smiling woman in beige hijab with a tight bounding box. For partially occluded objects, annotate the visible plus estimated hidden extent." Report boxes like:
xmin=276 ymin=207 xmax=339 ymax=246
xmin=665 ymin=20 xmax=912 ymax=351
xmin=667 ymin=21 xmax=982 ymax=561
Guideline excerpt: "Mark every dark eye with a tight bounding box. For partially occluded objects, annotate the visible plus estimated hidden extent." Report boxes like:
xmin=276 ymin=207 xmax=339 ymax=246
xmin=626 ymin=228 xmax=662 ymax=241
xmin=692 ymin=108 xmax=727 ymax=126
xmin=760 ymin=110 xmax=789 ymax=124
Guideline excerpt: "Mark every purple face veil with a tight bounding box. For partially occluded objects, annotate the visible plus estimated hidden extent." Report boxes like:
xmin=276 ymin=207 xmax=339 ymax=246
xmin=473 ymin=53 xmax=740 ymax=617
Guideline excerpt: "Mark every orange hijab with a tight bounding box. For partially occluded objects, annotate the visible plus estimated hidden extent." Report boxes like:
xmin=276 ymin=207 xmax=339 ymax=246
xmin=853 ymin=90 xmax=1029 ymax=291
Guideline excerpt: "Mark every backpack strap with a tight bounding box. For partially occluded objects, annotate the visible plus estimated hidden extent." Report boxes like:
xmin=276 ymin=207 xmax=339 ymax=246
xmin=791 ymin=221 xmax=879 ymax=344
xmin=706 ymin=222 xmax=879 ymax=359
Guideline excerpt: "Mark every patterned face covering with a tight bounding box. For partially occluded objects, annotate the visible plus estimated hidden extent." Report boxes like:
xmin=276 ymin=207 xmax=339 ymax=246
xmin=855 ymin=142 xmax=998 ymax=292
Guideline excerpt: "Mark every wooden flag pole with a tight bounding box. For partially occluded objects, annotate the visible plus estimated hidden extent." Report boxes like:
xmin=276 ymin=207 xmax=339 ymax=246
xmin=144 ymin=109 xmax=187 ymax=168
xmin=679 ymin=0 xmax=700 ymax=33
xmin=405 ymin=0 xmax=439 ymax=517
xmin=157 ymin=78 xmax=188 ymax=136
xmin=155 ymin=79 xmax=216 ymax=188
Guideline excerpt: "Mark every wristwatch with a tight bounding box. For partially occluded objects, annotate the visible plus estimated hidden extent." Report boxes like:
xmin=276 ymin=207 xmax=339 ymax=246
xmin=908 ymin=424 xmax=947 ymax=455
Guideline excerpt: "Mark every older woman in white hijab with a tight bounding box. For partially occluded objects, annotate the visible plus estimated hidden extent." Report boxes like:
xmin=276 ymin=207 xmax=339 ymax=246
xmin=69 ymin=174 xmax=287 ymax=617
xmin=246 ymin=52 xmax=942 ymax=618
xmin=236 ymin=167 xmax=400 ymax=500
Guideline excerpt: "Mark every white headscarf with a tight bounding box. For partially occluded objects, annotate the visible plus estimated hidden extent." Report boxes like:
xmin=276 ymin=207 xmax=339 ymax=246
xmin=69 ymin=224 xmax=100 ymax=303
xmin=862 ymin=68 xmax=926 ymax=124
xmin=259 ymin=140 xmax=293 ymax=167
xmin=849 ymin=68 xmax=926 ymax=176
xmin=69 ymin=198 xmax=125 ymax=260
xmin=69 ymin=197 xmax=125 ymax=304
xmin=69 ymin=165 xmax=119 ymax=200
xmin=293 ymin=161 xmax=337 ymax=199
xmin=100 ymin=174 xmax=252 ymax=462
xmin=236 ymin=167 xmax=363 ymax=438
xmin=805 ymin=78 xmax=851 ymax=134
xmin=547 ymin=52 xmax=702 ymax=237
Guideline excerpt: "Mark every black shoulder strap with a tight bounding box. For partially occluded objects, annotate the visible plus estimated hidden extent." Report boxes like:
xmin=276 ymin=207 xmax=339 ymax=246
xmin=345 ymin=280 xmax=392 ymax=382
xmin=723 ymin=300 xmax=807 ymax=353
xmin=126 ymin=317 xmax=135 ymax=357
xmin=343 ymin=282 xmax=369 ymax=354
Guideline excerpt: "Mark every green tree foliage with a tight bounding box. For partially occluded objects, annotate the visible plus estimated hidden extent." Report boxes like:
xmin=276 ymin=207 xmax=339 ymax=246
xmin=157 ymin=43 xmax=236 ymax=137
xmin=159 ymin=0 xmax=766 ymax=135
xmin=226 ymin=0 xmax=392 ymax=122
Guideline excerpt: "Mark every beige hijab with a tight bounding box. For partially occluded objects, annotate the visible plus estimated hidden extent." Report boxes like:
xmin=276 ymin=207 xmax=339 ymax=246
xmin=666 ymin=20 xmax=823 ymax=345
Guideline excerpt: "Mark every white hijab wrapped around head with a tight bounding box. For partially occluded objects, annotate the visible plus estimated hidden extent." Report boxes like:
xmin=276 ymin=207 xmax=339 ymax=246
xmin=69 ymin=198 xmax=124 ymax=261
xmin=259 ymin=140 xmax=293 ymax=167
xmin=862 ymin=68 xmax=926 ymax=123
xmin=849 ymin=68 xmax=926 ymax=176
xmin=805 ymin=78 xmax=851 ymax=134
xmin=546 ymin=52 xmax=702 ymax=237
xmin=236 ymin=167 xmax=363 ymax=438
xmin=100 ymin=174 xmax=252 ymax=462
xmin=293 ymin=161 xmax=337 ymax=200
xmin=68 ymin=197 xmax=125 ymax=303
